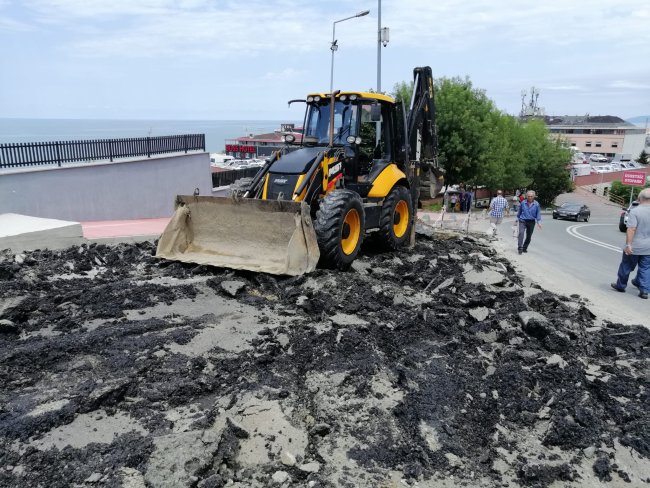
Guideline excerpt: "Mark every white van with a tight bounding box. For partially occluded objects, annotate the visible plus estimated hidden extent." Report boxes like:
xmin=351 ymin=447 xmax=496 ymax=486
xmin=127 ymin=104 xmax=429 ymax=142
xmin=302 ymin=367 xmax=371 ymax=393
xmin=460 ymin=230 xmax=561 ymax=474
xmin=210 ymin=153 xmax=235 ymax=167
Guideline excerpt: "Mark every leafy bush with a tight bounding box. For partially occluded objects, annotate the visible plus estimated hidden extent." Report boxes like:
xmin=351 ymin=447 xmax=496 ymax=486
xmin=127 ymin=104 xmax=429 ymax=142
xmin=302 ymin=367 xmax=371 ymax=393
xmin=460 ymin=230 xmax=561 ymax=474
xmin=610 ymin=180 xmax=650 ymax=201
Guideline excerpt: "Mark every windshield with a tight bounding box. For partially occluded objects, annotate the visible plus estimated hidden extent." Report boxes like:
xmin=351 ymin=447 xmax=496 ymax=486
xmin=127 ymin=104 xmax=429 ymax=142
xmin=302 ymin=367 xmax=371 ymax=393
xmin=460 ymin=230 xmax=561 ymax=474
xmin=304 ymin=100 xmax=358 ymax=145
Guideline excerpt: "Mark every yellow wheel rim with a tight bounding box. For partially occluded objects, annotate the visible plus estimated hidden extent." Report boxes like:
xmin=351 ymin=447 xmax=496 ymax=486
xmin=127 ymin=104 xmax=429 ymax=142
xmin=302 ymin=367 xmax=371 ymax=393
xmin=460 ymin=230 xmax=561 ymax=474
xmin=341 ymin=209 xmax=361 ymax=255
xmin=393 ymin=200 xmax=409 ymax=238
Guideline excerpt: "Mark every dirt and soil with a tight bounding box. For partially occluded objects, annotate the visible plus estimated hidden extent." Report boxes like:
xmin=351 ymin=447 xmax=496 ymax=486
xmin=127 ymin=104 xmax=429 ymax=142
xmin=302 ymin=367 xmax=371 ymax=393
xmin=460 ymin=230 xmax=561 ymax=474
xmin=1 ymin=231 xmax=649 ymax=487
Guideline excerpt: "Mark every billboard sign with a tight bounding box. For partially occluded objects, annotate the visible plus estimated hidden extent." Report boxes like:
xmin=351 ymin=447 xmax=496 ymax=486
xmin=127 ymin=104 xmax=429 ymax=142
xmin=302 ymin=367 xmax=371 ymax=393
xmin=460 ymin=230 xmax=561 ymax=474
xmin=622 ymin=171 xmax=646 ymax=186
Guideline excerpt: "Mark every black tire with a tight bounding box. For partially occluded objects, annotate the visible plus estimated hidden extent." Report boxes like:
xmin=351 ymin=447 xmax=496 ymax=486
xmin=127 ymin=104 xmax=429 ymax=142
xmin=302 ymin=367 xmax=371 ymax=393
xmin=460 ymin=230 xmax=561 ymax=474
xmin=584 ymin=214 xmax=590 ymax=222
xmin=376 ymin=185 xmax=413 ymax=251
xmin=228 ymin=177 xmax=254 ymax=197
xmin=315 ymin=189 xmax=365 ymax=270
xmin=552 ymin=215 xmax=558 ymax=220
xmin=574 ymin=215 xmax=579 ymax=221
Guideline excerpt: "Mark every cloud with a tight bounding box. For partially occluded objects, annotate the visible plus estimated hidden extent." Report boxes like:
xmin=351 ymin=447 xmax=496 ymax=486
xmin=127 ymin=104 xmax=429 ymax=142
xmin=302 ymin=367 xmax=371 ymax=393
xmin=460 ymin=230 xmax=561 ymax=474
xmin=610 ymin=80 xmax=650 ymax=90
xmin=542 ymin=84 xmax=584 ymax=91
xmin=263 ymin=68 xmax=304 ymax=81
xmin=0 ymin=17 xmax=34 ymax=31
xmin=383 ymin=0 xmax=649 ymax=49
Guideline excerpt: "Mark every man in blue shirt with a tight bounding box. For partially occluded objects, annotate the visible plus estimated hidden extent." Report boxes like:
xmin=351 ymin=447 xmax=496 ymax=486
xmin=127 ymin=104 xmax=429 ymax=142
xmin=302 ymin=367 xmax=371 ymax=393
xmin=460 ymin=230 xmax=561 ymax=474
xmin=516 ymin=190 xmax=542 ymax=254
xmin=488 ymin=190 xmax=510 ymax=236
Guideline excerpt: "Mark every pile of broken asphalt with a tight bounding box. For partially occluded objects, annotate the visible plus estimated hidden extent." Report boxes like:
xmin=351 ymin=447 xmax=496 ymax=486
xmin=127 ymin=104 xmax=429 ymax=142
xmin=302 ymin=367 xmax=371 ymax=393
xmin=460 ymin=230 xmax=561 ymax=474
xmin=0 ymin=231 xmax=648 ymax=488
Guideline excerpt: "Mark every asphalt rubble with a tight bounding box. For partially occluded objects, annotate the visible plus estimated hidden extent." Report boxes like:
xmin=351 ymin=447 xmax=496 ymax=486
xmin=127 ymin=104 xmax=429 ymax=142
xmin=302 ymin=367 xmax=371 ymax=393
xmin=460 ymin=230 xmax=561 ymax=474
xmin=0 ymin=229 xmax=648 ymax=488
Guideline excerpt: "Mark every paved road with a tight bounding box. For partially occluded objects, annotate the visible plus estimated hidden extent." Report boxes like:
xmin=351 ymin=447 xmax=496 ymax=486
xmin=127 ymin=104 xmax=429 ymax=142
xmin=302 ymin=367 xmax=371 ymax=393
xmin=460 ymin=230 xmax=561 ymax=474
xmin=492 ymin=189 xmax=648 ymax=327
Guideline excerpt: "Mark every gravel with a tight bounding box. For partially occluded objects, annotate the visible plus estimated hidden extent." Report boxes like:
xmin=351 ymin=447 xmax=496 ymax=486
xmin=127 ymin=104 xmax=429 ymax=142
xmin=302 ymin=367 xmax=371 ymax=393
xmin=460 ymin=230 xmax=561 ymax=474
xmin=0 ymin=235 xmax=648 ymax=487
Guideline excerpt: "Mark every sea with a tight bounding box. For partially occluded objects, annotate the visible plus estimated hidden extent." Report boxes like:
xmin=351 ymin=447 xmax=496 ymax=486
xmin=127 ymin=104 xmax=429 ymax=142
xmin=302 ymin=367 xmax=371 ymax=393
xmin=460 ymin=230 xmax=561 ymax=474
xmin=0 ymin=118 xmax=299 ymax=153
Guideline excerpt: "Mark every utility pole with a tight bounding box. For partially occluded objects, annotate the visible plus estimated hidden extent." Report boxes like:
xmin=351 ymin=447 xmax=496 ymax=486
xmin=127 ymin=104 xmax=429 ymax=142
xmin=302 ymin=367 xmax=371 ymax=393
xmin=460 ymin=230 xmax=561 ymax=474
xmin=377 ymin=0 xmax=381 ymax=93
xmin=376 ymin=1 xmax=389 ymax=93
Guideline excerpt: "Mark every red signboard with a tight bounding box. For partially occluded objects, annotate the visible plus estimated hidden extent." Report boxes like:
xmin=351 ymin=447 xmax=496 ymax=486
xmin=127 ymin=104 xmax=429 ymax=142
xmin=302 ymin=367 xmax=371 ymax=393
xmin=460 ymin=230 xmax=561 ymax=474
xmin=622 ymin=171 xmax=646 ymax=186
xmin=225 ymin=144 xmax=256 ymax=153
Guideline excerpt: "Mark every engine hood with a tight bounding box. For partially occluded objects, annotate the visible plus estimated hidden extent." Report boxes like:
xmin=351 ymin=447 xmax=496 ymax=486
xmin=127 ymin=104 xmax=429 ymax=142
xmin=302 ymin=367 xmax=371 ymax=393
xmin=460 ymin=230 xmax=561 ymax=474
xmin=270 ymin=147 xmax=324 ymax=174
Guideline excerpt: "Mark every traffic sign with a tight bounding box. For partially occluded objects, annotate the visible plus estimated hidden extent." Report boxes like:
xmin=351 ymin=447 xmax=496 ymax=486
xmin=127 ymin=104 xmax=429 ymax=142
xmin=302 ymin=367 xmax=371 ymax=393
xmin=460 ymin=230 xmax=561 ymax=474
xmin=622 ymin=171 xmax=646 ymax=186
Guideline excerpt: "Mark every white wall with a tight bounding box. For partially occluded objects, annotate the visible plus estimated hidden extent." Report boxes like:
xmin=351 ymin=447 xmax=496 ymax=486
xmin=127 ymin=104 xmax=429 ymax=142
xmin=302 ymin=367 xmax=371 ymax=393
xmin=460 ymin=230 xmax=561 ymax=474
xmin=0 ymin=152 xmax=212 ymax=221
xmin=622 ymin=133 xmax=646 ymax=159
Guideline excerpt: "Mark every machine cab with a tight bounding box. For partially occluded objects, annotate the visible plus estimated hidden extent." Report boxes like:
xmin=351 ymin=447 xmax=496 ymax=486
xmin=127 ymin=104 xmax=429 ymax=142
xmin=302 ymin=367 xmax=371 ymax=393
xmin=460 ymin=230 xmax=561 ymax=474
xmin=301 ymin=93 xmax=399 ymax=187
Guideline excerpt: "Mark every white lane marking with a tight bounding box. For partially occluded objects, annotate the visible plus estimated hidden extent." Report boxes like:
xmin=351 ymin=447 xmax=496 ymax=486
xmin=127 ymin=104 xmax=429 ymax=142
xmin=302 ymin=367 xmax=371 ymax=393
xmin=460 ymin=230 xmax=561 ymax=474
xmin=566 ymin=224 xmax=621 ymax=253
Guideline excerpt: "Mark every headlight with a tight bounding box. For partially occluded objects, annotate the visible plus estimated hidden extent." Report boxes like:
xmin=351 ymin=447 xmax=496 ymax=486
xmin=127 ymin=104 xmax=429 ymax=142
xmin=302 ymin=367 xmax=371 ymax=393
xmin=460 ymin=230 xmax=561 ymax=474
xmin=349 ymin=94 xmax=358 ymax=101
xmin=282 ymin=134 xmax=295 ymax=143
xmin=314 ymin=96 xmax=321 ymax=102
xmin=346 ymin=135 xmax=356 ymax=144
xmin=340 ymin=95 xmax=347 ymax=101
xmin=306 ymin=96 xmax=314 ymax=102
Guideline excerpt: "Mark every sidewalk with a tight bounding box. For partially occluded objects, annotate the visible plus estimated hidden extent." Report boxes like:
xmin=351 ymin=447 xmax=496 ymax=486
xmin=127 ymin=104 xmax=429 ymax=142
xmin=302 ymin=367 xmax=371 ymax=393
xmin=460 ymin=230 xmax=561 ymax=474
xmin=81 ymin=218 xmax=170 ymax=239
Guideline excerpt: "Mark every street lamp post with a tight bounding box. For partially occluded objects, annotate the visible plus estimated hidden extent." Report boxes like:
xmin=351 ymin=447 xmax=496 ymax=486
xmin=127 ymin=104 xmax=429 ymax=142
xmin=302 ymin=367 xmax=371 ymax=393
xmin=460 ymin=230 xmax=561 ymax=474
xmin=377 ymin=0 xmax=389 ymax=93
xmin=330 ymin=10 xmax=370 ymax=94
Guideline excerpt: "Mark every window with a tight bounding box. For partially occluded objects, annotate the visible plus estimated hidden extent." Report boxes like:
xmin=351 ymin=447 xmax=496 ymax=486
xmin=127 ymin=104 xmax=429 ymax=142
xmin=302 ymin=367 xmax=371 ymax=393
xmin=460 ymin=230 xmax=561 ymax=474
xmin=570 ymin=142 xmax=576 ymax=147
xmin=595 ymin=142 xmax=602 ymax=148
xmin=585 ymin=141 xmax=592 ymax=147
xmin=611 ymin=143 xmax=618 ymax=148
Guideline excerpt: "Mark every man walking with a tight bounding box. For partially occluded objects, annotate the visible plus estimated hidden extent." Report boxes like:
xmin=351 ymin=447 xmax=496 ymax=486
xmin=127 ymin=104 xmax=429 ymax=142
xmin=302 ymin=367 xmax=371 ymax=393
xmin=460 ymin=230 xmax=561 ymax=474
xmin=464 ymin=189 xmax=473 ymax=213
xmin=488 ymin=190 xmax=509 ymax=237
xmin=516 ymin=190 xmax=542 ymax=254
xmin=611 ymin=187 xmax=650 ymax=299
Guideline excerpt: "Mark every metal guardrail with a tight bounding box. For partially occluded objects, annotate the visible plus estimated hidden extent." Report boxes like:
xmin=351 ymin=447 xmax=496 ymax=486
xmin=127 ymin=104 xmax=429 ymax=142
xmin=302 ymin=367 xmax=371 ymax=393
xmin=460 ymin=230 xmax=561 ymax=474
xmin=211 ymin=167 xmax=261 ymax=188
xmin=0 ymin=134 xmax=205 ymax=169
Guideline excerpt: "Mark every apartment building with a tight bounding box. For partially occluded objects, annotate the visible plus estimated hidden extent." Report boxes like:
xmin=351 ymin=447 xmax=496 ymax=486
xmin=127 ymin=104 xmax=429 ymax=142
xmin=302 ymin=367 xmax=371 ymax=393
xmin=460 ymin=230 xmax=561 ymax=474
xmin=545 ymin=115 xmax=646 ymax=159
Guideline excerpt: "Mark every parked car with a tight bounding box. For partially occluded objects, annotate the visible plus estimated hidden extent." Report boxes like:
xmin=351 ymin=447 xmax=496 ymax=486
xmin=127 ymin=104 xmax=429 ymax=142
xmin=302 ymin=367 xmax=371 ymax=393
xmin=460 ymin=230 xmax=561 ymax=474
xmin=591 ymin=165 xmax=613 ymax=173
xmin=552 ymin=203 xmax=591 ymax=221
xmin=589 ymin=154 xmax=608 ymax=163
xmin=619 ymin=201 xmax=639 ymax=232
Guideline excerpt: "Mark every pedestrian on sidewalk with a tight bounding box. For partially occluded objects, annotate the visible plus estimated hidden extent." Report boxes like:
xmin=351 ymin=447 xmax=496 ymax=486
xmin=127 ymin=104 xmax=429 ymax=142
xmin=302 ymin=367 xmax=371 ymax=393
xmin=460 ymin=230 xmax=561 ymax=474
xmin=488 ymin=190 xmax=509 ymax=237
xmin=516 ymin=190 xmax=542 ymax=254
xmin=450 ymin=193 xmax=457 ymax=212
xmin=463 ymin=189 xmax=473 ymax=213
xmin=611 ymin=187 xmax=650 ymax=299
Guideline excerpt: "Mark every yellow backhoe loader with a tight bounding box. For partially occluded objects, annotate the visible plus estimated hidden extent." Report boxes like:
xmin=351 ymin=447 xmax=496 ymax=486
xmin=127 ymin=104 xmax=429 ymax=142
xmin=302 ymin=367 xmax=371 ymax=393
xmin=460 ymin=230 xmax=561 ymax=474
xmin=156 ymin=67 xmax=443 ymax=275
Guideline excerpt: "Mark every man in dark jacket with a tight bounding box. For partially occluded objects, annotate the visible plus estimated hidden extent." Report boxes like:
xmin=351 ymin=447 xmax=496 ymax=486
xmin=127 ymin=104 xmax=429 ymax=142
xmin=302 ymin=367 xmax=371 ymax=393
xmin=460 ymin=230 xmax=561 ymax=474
xmin=463 ymin=190 xmax=473 ymax=213
xmin=516 ymin=190 xmax=542 ymax=254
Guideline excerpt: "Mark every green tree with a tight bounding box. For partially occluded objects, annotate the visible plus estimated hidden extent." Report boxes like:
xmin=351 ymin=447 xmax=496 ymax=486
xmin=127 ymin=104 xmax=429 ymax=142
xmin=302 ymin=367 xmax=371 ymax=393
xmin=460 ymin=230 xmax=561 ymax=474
xmin=391 ymin=75 xmax=573 ymax=204
xmin=637 ymin=149 xmax=648 ymax=165
xmin=392 ymin=80 xmax=413 ymax=105
xmin=519 ymin=120 xmax=572 ymax=205
xmin=433 ymin=76 xmax=496 ymax=186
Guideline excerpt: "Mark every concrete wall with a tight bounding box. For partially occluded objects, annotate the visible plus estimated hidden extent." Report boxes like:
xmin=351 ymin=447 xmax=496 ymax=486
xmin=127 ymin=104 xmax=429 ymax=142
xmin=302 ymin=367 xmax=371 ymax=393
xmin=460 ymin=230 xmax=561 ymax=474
xmin=574 ymin=166 xmax=650 ymax=186
xmin=0 ymin=152 xmax=212 ymax=221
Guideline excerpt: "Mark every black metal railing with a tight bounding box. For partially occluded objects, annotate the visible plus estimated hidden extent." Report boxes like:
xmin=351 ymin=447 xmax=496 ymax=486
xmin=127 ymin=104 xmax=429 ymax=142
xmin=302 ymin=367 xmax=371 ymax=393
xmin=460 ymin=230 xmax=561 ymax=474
xmin=0 ymin=134 xmax=205 ymax=169
xmin=212 ymin=167 xmax=261 ymax=188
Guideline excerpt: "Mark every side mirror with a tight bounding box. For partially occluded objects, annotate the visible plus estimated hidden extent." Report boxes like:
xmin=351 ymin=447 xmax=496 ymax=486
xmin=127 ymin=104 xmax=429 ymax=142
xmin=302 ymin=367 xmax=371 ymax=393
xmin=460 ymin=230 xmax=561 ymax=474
xmin=370 ymin=104 xmax=381 ymax=122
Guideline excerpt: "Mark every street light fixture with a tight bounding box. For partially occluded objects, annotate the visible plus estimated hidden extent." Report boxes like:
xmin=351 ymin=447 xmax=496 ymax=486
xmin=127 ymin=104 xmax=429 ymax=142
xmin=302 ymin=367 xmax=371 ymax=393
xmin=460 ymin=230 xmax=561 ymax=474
xmin=330 ymin=10 xmax=370 ymax=94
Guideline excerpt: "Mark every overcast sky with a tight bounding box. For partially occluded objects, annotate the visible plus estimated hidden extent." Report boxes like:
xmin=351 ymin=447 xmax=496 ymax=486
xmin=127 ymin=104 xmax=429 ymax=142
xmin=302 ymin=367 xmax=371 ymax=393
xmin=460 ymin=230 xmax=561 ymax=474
xmin=1 ymin=0 xmax=648 ymax=121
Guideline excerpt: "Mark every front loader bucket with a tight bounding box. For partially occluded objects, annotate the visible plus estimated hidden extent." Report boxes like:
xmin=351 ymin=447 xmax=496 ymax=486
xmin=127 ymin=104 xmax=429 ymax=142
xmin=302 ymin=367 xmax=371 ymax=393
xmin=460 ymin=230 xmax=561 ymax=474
xmin=156 ymin=196 xmax=320 ymax=276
